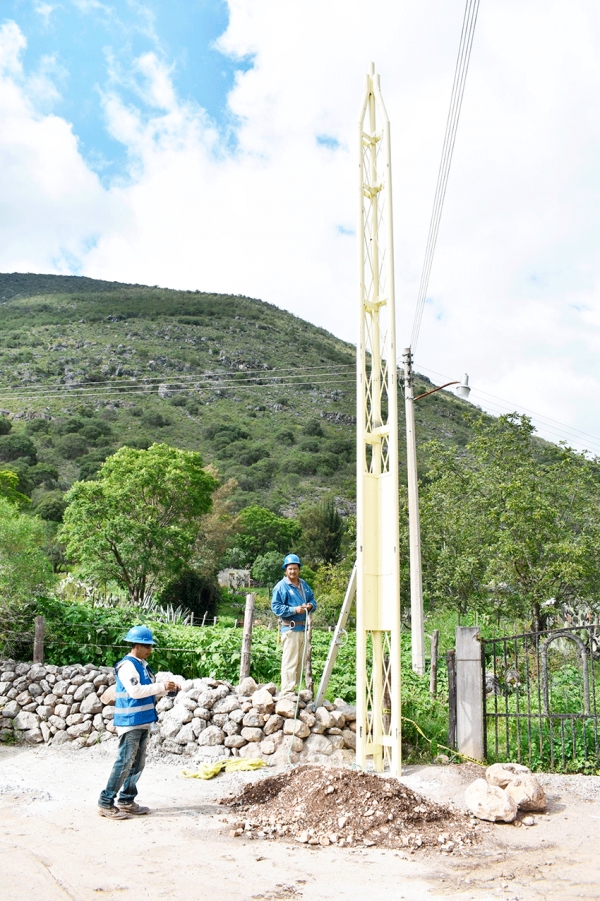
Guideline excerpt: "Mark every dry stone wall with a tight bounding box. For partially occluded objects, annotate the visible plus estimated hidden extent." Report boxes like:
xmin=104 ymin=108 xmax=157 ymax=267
xmin=0 ymin=661 xmax=356 ymax=766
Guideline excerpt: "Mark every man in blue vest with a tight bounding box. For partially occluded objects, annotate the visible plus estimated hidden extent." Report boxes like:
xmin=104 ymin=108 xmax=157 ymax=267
xmin=98 ymin=626 xmax=179 ymax=820
xmin=271 ymin=554 xmax=317 ymax=695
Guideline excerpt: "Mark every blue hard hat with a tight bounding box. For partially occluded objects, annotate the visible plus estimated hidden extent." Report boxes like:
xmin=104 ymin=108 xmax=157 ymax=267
xmin=282 ymin=553 xmax=301 ymax=570
xmin=123 ymin=625 xmax=157 ymax=645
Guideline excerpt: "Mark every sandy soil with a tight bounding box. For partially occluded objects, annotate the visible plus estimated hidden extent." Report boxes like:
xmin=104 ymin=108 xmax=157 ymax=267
xmin=0 ymin=742 xmax=598 ymax=901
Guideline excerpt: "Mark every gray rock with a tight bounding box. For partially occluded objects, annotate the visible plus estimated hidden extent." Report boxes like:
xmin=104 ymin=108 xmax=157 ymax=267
xmin=54 ymin=704 xmax=70 ymax=719
xmin=155 ymin=696 xmax=174 ymax=713
xmin=251 ymin=688 xmax=275 ymax=715
xmin=191 ymin=719 xmax=207 ymax=738
xmin=0 ymin=672 xmax=16 ymax=682
xmin=238 ymin=676 xmax=258 ymax=697
xmin=175 ymin=696 xmax=197 ymax=712
xmin=43 ymin=693 xmax=58 ymax=707
xmin=67 ymin=721 xmax=93 ymax=738
xmin=14 ymin=710 xmax=40 ymax=731
xmin=194 ymin=691 xmax=216 ymax=710
xmin=24 ymin=727 xmax=44 ymax=743
xmin=275 ymin=698 xmax=297 ymax=719
xmin=80 ymin=692 xmax=103 ymax=715
xmin=28 ymin=683 xmax=43 ymax=698
xmin=326 ymin=727 xmax=343 ymax=735
xmin=100 ymin=685 xmax=116 ymax=705
xmin=299 ymin=710 xmax=316 ymax=728
xmin=0 ymin=682 xmax=11 ymax=695
xmin=329 ymin=710 xmax=346 ymax=729
xmin=238 ymin=742 xmax=263 ymax=759
xmin=465 ymin=779 xmax=517 ymax=823
xmin=243 ymin=710 xmax=265 ymax=728
xmin=160 ymin=720 xmax=181 ymax=739
xmin=22 ymin=703 xmax=39 ymax=713
xmin=102 ymin=706 xmax=116 ymax=718
xmin=195 ymin=745 xmax=230 ymax=759
xmin=197 ymin=725 xmax=225 ymax=746
xmin=222 ymin=720 xmax=240 ymax=736
xmin=283 ymin=719 xmax=310 ymax=738
xmin=212 ymin=695 xmax=241 ymax=715
xmin=328 ymin=734 xmax=345 ymax=751
xmin=162 ymin=739 xmax=184 ymax=755
xmin=260 ymin=738 xmax=276 ymax=756
xmin=303 ymin=733 xmax=333 ymax=756
xmin=241 ymin=727 xmax=263 ymax=743
xmin=212 ymin=713 xmax=229 ymax=727
xmin=229 ymin=708 xmax=245 ymax=725
xmin=48 ymin=715 xmax=66 ymax=730
xmin=263 ymin=682 xmax=278 ymax=696
xmin=93 ymin=713 xmax=104 ymax=731
xmin=194 ymin=706 xmax=212 ymax=720
xmin=53 ymin=680 xmax=69 ymax=696
xmin=224 ymin=734 xmax=247 ymax=749
xmin=169 ymin=705 xmax=193 ymax=725
xmin=263 ymin=714 xmax=283 ymax=735
xmin=66 ymin=713 xmax=85 ymax=726
xmin=315 ymin=707 xmax=335 ymax=729
xmin=15 ymin=691 xmax=32 ymax=707
xmin=35 ymin=705 xmax=54 ymax=719
xmin=1 ymin=701 xmax=20 ymax=719
xmin=73 ymin=682 xmax=94 ymax=702
xmin=86 ymin=731 xmax=101 ymax=747
xmin=176 ymin=724 xmax=196 ymax=744
xmin=52 ymin=730 xmax=72 ymax=746
xmin=342 ymin=729 xmax=356 ymax=750
xmin=506 ymin=775 xmax=547 ymax=812
xmin=485 ymin=762 xmax=531 ymax=788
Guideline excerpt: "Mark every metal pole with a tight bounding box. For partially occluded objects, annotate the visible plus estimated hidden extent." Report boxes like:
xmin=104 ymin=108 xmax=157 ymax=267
xmin=239 ymin=593 xmax=255 ymax=681
xmin=429 ymin=629 xmax=439 ymax=696
xmin=356 ymin=64 xmax=402 ymax=775
xmin=403 ymin=347 xmax=425 ymax=675
xmin=314 ymin=563 xmax=356 ymax=709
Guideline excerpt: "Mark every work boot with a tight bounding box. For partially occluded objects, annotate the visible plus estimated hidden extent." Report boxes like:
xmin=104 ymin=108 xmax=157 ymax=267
xmin=98 ymin=806 xmax=132 ymax=820
xmin=117 ymin=801 xmax=150 ymax=815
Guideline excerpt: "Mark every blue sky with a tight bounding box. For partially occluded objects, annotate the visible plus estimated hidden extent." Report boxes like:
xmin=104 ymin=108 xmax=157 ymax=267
xmin=3 ymin=0 xmax=250 ymax=179
xmin=0 ymin=1 xmax=598 ymax=451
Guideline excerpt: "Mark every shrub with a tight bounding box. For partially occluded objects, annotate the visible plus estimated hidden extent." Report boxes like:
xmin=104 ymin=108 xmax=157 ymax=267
xmin=56 ymin=434 xmax=88 ymax=460
xmin=0 ymin=417 xmax=12 ymax=436
xmin=0 ymin=434 xmax=37 ymax=464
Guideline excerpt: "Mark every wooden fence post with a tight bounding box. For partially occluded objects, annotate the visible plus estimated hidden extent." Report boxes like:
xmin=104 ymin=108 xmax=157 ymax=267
xmin=429 ymin=629 xmax=439 ymax=696
xmin=33 ymin=616 xmax=45 ymax=664
xmin=304 ymin=615 xmax=314 ymax=695
xmin=239 ymin=593 xmax=255 ymax=681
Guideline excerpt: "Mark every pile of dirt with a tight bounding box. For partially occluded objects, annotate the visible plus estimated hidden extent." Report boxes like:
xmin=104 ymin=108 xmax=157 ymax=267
xmin=222 ymin=765 xmax=480 ymax=852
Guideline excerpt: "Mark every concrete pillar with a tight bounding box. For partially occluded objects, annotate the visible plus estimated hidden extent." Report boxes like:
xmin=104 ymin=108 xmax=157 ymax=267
xmin=456 ymin=626 xmax=484 ymax=761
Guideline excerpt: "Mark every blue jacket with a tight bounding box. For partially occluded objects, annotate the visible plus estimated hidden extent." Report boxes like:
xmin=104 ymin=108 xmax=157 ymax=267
xmin=113 ymin=655 xmax=158 ymax=729
xmin=271 ymin=578 xmax=317 ymax=632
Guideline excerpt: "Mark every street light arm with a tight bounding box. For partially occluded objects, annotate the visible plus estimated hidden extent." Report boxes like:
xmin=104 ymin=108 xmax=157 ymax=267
xmin=413 ymin=380 xmax=459 ymax=401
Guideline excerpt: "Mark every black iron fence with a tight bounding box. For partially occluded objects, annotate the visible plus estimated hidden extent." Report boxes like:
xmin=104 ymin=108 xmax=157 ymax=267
xmin=482 ymin=624 xmax=600 ymax=773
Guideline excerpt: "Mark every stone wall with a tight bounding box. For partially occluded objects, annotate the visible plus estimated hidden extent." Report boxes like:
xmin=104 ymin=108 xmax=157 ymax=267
xmin=0 ymin=661 xmax=357 ymax=766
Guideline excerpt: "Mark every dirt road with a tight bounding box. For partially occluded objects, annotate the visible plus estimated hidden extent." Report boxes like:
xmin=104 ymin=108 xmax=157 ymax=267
xmin=1 ymin=743 xmax=598 ymax=900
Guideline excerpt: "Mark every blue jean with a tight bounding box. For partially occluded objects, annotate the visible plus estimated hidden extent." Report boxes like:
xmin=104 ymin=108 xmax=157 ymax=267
xmin=98 ymin=728 xmax=149 ymax=809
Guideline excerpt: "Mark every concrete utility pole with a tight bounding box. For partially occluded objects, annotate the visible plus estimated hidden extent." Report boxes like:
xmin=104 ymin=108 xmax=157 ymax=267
xmin=356 ymin=63 xmax=402 ymax=775
xmin=403 ymin=347 xmax=425 ymax=675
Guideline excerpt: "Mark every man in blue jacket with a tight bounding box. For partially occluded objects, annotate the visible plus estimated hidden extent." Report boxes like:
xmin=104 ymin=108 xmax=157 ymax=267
xmin=271 ymin=554 xmax=317 ymax=695
xmin=98 ymin=626 xmax=179 ymax=820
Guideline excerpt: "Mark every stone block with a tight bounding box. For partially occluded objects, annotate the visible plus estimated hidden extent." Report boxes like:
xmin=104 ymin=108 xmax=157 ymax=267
xmin=73 ymin=682 xmax=94 ymax=702
xmin=224 ymin=734 xmax=247 ymax=749
xmin=238 ymin=742 xmax=263 ymax=759
xmin=485 ymin=762 xmax=531 ymax=788
xmin=54 ymin=704 xmax=70 ymax=719
xmin=237 ymin=676 xmax=258 ymax=697
xmin=1 ymin=701 xmax=20 ymax=719
xmin=176 ymin=724 xmax=195 ymax=744
xmin=465 ymin=779 xmax=517 ymax=823
xmin=212 ymin=695 xmax=241 ymax=715
xmin=161 ymin=739 xmax=184 ymax=755
xmin=328 ymin=734 xmax=345 ymax=751
xmin=303 ymin=733 xmax=333 ymax=756
xmin=263 ymin=714 xmax=283 ymax=735
xmin=315 ymin=707 xmax=334 ymax=729
xmin=283 ymin=719 xmax=309 ymax=738
xmin=66 ymin=714 xmax=84 ymax=726
xmin=229 ymin=708 xmax=245 ymax=725
xmin=242 ymin=710 xmax=265 ymax=728
xmin=80 ymin=692 xmax=103 ymax=715
xmin=260 ymin=738 xmax=276 ymax=756
xmin=102 ymin=706 xmax=116 ymax=718
xmin=155 ymin=696 xmax=174 ymax=713
xmin=191 ymin=718 xmax=207 ymax=738
xmin=195 ymin=745 xmax=230 ymax=759
xmin=222 ymin=719 xmax=240 ymax=736
xmin=241 ymin=727 xmax=263 ymax=743
xmin=275 ymin=698 xmax=297 ymax=719
xmin=48 ymin=715 xmax=66 ymax=730
xmin=251 ymin=688 xmax=275 ymax=715
xmin=67 ymin=721 xmax=93 ymax=739
xmin=14 ymin=711 xmax=40 ymax=731
xmin=506 ymin=775 xmax=546 ymax=812
xmin=299 ymin=710 xmax=316 ymax=728
xmin=197 ymin=725 xmax=225 ymax=746
xmin=24 ymin=727 xmax=44 ymax=743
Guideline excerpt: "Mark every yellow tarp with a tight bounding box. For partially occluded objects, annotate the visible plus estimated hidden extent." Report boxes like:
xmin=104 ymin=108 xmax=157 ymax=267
xmin=181 ymin=758 xmax=266 ymax=780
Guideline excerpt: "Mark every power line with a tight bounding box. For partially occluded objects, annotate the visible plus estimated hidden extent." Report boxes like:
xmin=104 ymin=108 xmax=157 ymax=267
xmin=415 ymin=362 xmax=600 ymax=455
xmin=410 ymin=0 xmax=480 ymax=353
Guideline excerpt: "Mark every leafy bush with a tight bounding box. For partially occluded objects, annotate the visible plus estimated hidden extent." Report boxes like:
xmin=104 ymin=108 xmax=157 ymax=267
xmin=159 ymin=569 xmax=221 ymax=621
xmin=0 ymin=417 xmax=12 ymax=436
xmin=0 ymin=434 xmax=37 ymax=464
xmin=56 ymin=434 xmax=88 ymax=460
xmin=35 ymin=492 xmax=67 ymax=523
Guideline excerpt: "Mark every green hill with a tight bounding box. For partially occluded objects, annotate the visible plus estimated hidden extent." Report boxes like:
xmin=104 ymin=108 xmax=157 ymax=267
xmin=0 ymin=273 xmax=479 ymax=515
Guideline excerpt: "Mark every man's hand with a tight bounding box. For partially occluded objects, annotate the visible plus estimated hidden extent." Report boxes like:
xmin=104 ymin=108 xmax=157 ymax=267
xmin=164 ymin=680 xmax=179 ymax=693
xmin=294 ymin=604 xmax=313 ymax=614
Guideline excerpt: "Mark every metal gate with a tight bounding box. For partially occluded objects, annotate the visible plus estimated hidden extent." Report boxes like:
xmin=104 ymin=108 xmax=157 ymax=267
xmin=482 ymin=624 xmax=600 ymax=772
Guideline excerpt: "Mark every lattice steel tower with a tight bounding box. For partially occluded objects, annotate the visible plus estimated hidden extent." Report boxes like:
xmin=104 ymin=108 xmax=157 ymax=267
xmin=356 ymin=63 xmax=402 ymax=775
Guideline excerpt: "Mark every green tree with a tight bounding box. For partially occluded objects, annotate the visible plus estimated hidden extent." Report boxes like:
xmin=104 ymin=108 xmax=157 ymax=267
xmin=0 ymin=469 xmax=30 ymax=506
xmin=251 ymin=550 xmax=284 ymax=586
xmin=298 ymin=496 xmax=345 ymax=567
xmin=0 ymin=497 xmax=54 ymax=650
xmin=420 ymin=415 xmax=600 ymax=629
xmin=231 ymin=505 xmax=301 ymax=566
xmin=60 ymin=443 xmax=218 ymax=604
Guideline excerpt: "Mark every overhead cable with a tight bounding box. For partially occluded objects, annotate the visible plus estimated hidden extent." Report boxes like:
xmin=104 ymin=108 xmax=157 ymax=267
xmin=410 ymin=0 xmax=481 ymax=353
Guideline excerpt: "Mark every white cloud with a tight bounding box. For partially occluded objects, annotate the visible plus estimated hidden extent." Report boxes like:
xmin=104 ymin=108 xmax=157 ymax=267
xmin=0 ymin=3 xmax=598 ymax=451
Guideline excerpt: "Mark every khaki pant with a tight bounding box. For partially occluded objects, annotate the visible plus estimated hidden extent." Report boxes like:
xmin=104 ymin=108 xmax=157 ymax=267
xmin=280 ymin=629 xmax=306 ymax=693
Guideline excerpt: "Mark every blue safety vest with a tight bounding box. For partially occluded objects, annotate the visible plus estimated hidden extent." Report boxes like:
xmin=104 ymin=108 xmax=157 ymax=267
xmin=113 ymin=655 xmax=158 ymax=728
